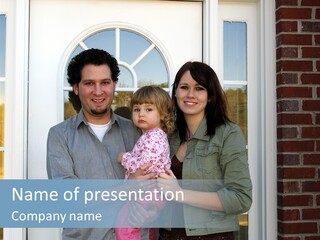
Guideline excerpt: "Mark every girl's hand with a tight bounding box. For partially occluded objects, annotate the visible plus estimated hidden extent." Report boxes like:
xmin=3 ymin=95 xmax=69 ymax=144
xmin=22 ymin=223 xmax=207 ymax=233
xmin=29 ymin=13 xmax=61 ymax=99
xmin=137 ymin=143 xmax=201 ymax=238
xmin=128 ymin=163 xmax=157 ymax=180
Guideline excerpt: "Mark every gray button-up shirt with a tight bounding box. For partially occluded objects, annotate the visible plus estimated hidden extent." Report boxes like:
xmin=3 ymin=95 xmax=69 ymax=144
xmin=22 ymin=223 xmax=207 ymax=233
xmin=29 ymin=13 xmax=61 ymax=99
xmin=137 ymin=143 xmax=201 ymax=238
xmin=47 ymin=110 xmax=140 ymax=239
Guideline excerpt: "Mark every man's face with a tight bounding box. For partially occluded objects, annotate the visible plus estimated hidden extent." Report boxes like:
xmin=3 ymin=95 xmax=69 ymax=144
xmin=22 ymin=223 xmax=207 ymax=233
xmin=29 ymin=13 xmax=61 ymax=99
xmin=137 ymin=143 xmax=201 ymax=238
xmin=73 ymin=64 xmax=117 ymax=124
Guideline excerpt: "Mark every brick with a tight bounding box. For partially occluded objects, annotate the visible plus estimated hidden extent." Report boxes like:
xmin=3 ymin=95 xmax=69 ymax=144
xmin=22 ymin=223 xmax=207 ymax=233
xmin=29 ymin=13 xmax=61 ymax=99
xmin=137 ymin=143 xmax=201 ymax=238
xmin=278 ymin=181 xmax=301 ymax=193
xmin=318 ymin=87 xmax=320 ymax=97
xmin=302 ymin=22 xmax=320 ymax=32
xmin=276 ymin=8 xmax=312 ymax=20
xmin=301 ymin=73 xmax=320 ymax=84
xmin=278 ymin=208 xmax=300 ymax=221
xmin=277 ymin=100 xmax=299 ymax=112
xmin=302 ymin=181 xmax=320 ymax=192
xmin=315 ymin=35 xmax=320 ymax=45
xmin=277 ymin=47 xmax=298 ymax=58
xmin=278 ymin=167 xmax=316 ymax=178
xmin=277 ymin=127 xmax=298 ymax=138
xmin=278 ymin=222 xmax=318 ymax=234
xmin=302 ymin=208 xmax=320 ymax=219
xmin=278 ymin=60 xmax=313 ymax=71
xmin=301 ymin=0 xmax=320 ymax=6
xmin=316 ymin=113 xmax=320 ymax=124
xmin=317 ymin=195 xmax=320 ymax=205
xmin=278 ymin=154 xmax=301 ymax=165
xmin=302 ymin=127 xmax=320 ymax=138
xmin=278 ymin=237 xmax=301 ymax=240
xmin=304 ymin=154 xmax=320 ymax=165
xmin=277 ymin=73 xmax=298 ymax=85
xmin=317 ymin=60 xmax=320 ymax=71
xmin=305 ymin=236 xmax=320 ymax=240
xmin=302 ymin=100 xmax=320 ymax=111
xmin=277 ymin=86 xmax=312 ymax=98
xmin=317 ymin=141 xmax=320 ymax=152
xmin=278 ymin=194 xmax=313 ymax=206
xmin=302 ymin=47 xmax=320 ymax=57
xmin=276 ymin=0 xmax=298 ymax=8
xmin=277 ymin=113 xmax=313 ymax=125
xmin=317 ymin=8 xmax=320 ymax=19
xmin=278 ymin=141 xmax=315 ymax=152
xmin=277 ymin=34 xmax=313 ymax=46
xmin=276 ymin=21 xmax=298 ymax=33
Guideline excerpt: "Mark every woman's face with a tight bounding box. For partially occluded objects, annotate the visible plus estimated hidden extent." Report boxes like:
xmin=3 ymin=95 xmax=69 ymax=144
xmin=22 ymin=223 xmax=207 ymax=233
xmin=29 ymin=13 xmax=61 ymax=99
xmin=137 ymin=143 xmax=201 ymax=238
xmin=175 ymin=70 xmax=208 ymax=119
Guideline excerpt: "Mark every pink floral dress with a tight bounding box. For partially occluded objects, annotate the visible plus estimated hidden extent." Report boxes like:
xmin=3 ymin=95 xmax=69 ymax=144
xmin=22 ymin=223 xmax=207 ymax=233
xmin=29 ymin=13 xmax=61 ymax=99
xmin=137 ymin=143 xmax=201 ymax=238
xmin=121 ymin=128 xmax=171 ymax=178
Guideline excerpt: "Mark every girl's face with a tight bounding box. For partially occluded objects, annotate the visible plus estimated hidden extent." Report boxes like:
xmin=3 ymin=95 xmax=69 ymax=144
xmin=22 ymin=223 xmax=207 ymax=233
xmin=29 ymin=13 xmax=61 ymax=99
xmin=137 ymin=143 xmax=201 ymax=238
xmin=131 ymin=103 xmax=162 ymax=132
xmin=175 ymin=70 xmax=208 ymax=119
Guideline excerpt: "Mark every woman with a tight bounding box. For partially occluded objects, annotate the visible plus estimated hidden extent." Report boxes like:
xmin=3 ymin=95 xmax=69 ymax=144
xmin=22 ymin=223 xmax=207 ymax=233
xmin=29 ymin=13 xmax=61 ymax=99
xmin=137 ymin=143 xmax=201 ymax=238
xmin=158 ymin=61 xmax=252 ymax=240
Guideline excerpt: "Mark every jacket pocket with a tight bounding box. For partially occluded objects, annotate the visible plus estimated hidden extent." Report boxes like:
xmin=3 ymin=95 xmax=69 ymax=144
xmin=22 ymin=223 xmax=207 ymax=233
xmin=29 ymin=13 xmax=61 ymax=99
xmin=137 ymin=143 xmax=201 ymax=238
xmin=195 ymin=146 xmax=222 ymax=178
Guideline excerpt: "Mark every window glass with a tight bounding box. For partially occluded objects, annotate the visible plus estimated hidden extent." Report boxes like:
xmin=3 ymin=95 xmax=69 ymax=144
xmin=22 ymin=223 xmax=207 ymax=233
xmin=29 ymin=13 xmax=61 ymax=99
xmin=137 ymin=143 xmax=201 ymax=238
xmin=118 ymin=66 xmax=133 ymax=88
xmin=64 ymin=28 xmax=169 ymax=118
xmin=83 ymin=30 xmax=116 ymax=56
xmin=224 ymin=21 xmax=247 ymax=81
xmin=223 ymin=21 xmax=248 ymax=137
xmin=0 ymin=82 xmax=4 ymax=148
xmin=136 ymin=48 xmax=168 ymax=88
xmin=113 ymin=91 xmax=134 ymax=112
xmin=64 ymin=91 xmax=78 ymax=120
xmin=0 ymin=15 xmax=5 ymax=78
xmin=120 ymin=30 xmax=150 ymax=64
xmin=224 ymin=85 xmax=247 ymax=139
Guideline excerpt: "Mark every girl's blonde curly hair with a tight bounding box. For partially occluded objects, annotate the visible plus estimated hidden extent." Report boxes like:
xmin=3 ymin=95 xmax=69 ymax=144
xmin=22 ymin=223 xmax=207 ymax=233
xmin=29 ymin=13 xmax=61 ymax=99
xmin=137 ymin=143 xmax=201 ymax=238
xmin=130 ymin=86 xmax=175 ymax=136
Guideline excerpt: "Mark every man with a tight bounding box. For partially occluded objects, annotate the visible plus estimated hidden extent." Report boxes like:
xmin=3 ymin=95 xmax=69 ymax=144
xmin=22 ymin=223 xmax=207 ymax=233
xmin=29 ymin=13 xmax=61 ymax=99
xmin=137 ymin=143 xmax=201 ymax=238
xmin=47 ymin=48 xmax=154 ymax=239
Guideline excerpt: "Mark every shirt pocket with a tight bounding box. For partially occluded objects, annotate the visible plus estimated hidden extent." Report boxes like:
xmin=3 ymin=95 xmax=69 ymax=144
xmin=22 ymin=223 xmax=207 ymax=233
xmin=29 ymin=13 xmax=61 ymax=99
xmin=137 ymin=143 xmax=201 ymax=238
xmin=195 ymin=145 xmax=222 ymax=179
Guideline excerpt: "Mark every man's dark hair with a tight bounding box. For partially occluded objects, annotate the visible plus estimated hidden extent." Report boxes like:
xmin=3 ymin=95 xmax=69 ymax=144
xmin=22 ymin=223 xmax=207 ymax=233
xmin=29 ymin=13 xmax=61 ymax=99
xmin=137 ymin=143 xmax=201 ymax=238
xmin=67 ymin=48 xmax=120 ymax=86
xmin=67 ymin=49 xmax=120 ymax=112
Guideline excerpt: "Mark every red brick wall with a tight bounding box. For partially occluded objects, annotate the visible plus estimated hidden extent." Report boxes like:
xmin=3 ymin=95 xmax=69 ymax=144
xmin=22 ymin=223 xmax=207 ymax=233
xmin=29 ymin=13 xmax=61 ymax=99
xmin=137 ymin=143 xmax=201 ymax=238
xmin=276 ymin=0 xmax=320 ymax=239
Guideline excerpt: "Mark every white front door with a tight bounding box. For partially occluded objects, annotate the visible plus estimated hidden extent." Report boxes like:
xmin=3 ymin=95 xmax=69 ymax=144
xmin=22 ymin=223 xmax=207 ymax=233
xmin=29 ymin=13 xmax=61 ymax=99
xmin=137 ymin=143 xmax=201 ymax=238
xmin=28 ymin=0 xmax=202 ymax=239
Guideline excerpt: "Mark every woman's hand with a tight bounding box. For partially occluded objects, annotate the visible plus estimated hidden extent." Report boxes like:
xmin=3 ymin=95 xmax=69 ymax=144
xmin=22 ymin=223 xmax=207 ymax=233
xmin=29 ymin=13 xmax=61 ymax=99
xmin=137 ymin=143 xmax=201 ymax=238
xmin=157 ymin=169 xmax=182 ymax=201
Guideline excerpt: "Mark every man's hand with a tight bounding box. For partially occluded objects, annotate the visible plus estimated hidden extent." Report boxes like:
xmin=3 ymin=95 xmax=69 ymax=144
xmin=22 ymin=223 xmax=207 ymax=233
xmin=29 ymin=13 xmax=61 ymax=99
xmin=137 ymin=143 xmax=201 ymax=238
xmin=127 ymin=201 xmax=159 ymax=227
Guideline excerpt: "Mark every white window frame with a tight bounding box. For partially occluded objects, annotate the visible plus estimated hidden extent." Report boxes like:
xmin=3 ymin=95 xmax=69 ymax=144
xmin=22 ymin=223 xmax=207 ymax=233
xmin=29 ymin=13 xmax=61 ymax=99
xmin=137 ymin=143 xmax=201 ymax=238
xmin=3 ymin=0 xmax=276 ymax=240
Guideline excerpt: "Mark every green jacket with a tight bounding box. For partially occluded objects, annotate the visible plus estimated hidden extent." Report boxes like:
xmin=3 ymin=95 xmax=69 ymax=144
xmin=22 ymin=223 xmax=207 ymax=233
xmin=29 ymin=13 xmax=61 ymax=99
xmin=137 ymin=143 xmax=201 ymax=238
xmin=168 ymin=118 xmax=252 ymax=236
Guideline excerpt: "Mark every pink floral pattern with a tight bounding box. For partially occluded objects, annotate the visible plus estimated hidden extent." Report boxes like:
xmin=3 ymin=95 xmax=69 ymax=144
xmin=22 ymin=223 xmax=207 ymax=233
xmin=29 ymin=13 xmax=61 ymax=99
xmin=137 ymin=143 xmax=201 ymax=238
xmin=122 ymin=128 xmax=171 ymax=178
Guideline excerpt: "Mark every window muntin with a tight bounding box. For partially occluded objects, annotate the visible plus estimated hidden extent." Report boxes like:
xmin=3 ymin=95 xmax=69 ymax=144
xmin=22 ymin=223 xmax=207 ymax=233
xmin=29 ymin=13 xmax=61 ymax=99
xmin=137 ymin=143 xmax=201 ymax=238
xmin=63 ymin=28 xmax=170 ymax=119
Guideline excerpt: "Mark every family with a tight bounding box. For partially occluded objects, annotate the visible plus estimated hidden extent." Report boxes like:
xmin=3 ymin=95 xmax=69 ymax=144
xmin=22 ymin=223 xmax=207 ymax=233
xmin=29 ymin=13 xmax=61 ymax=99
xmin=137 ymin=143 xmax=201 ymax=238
xmin=47 ymin=48 xmax=252 ymax=240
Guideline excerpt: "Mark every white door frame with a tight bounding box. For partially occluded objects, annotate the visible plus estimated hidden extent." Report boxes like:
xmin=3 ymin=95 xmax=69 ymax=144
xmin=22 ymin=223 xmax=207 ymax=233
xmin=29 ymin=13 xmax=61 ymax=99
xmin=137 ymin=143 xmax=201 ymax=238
xmin=3 ymin=0 xmax=276 ymax=240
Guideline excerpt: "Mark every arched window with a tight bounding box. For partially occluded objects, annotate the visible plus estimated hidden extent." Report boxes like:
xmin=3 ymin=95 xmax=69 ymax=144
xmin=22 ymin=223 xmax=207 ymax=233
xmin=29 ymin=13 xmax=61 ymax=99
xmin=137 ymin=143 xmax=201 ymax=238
xmin=63 ymin=25 xmax=172 ymax=119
